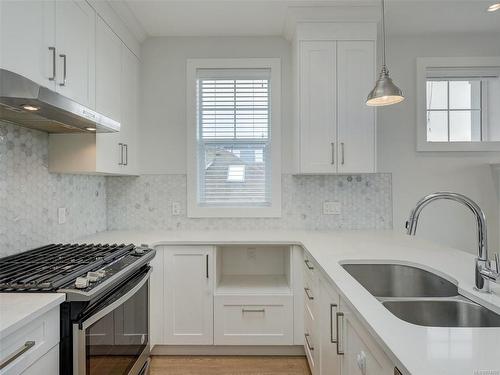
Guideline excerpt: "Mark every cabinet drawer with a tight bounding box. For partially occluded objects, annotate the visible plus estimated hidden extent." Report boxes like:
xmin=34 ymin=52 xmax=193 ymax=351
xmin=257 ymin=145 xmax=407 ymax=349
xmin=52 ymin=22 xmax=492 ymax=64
xmin=214 ymin=295 xmax=293 ymax=345
xmin=303 ymin=303 xmax=318 ymax=374
xmin=0 ymin=307 xmax=59 ymax=375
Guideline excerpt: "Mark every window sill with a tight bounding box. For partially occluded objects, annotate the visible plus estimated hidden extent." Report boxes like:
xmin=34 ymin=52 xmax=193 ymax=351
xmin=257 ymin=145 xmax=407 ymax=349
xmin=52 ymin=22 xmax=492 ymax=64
xmin=186 ymin=205 xmax=282 ymax=218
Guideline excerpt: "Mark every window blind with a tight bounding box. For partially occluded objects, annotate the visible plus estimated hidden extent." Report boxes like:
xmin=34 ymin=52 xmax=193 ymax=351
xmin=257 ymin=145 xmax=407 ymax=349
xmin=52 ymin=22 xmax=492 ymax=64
xmin=196 ymin=68 xmax=272 ymax=206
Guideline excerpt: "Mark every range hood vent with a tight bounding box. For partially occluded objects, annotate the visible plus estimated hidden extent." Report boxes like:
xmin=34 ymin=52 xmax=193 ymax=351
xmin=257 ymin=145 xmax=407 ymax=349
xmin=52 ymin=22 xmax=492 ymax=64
xmin=0 ymin=69 xmax=120 ymax=133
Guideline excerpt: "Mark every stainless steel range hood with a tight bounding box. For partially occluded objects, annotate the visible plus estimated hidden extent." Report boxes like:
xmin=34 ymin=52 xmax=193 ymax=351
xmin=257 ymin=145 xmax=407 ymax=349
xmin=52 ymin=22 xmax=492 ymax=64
xmin=0 ymin=69 xmax=120 ymax=133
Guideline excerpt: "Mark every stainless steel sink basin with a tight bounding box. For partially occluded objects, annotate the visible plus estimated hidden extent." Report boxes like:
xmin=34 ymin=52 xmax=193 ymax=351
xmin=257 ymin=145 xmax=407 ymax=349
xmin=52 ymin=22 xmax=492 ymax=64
xmin=341 ymin=263 xmax=458 ymax=297
xmin=382 ymin=299 xmax=500 ymax=327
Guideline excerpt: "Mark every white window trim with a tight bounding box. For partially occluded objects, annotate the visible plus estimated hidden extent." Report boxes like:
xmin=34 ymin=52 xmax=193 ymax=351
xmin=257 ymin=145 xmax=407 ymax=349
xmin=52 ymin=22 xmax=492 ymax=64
xmin=186 ymin=58 xmax=282 ymax=218
xmin=416 ymin=56 xmax=500 ymax=152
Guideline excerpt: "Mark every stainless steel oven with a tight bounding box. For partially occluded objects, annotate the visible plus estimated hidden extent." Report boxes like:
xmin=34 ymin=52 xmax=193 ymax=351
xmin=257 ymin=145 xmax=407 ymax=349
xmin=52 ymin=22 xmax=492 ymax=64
xmin=72 ymin=267 xmax=151 ymax=375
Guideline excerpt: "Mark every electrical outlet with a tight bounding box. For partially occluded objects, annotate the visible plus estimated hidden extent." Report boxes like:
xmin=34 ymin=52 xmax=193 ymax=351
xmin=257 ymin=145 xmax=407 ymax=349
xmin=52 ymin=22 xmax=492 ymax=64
xmin=323 ymin=201 xmax=341 ymax=215
xmin=58 ymin=207 xmax=67 ymax=224
xmin=171 ymin=201 xmax=181 ymax=216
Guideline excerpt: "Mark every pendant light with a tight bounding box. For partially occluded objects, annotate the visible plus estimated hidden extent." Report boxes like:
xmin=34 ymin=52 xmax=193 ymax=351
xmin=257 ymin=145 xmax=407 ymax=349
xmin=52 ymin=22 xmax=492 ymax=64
xmin=366 ymin=0 xmax=404 ymax=106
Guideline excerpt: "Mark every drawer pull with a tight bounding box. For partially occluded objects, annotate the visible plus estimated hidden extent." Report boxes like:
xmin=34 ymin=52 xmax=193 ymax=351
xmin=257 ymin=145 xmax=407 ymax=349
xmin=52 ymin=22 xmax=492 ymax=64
xmin=304 ymin=333 xmax=314 ymax=351
xmin=242 ymin=308 xmax=265 ymax=313
xmin=330 ymin=303 xmax=338 ymax=343
xmin=304 ymin=287 xmax=314 ymax=300
xmin=336 ymin=312 xmax=344 ymax=355
xmin=304 ymin=259 xmax=314 ymax=270
xmin=0 ymin=340 xmax=35 ymax=370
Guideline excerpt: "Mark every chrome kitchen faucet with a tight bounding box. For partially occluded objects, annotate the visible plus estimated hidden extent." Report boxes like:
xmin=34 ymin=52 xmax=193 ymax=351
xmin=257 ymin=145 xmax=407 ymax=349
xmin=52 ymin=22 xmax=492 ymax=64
xmin=406 ymin=192 xmax=499 ymax=293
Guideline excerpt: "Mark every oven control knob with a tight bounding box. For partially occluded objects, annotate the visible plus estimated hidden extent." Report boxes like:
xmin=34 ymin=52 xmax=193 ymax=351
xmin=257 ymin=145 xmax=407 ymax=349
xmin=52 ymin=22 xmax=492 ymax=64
xmin=95 ymin=269 xmax=106 ymax=278
xmin=75 ymin=277 xmax=89 ymax=289
xmin=86 ymin=272 xmax=101 ymax=282
xmin=134 ymin=247 xmax=146 ymax=255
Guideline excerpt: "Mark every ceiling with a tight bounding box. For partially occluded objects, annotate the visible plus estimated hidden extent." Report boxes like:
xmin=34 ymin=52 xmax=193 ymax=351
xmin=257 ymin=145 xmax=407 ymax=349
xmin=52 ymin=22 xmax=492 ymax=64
xmin=110 ymin=0 xmax=500 ymax=39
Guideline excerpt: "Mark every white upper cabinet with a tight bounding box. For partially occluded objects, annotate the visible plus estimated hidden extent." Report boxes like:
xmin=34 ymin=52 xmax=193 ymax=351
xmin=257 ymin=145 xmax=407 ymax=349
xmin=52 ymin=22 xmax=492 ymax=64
xmin=95 ymin=16 xmax=123 ymax=174
xmin=299 ymin=41 xmax=337 ymax=173
xmin=294 ymin=23 xmax=377 ymax=174
xmin=55 ymin=0 xmax=96 ymax=108
xmin=337 ymin=41 xmax=376 ymax=174
xmin=119 ymin=45 xmax=140 ymax=175
xmin=0 ymin=0 xmax=56 ymax=89
xmin=95 ymin=16 xmax=121 ymax=121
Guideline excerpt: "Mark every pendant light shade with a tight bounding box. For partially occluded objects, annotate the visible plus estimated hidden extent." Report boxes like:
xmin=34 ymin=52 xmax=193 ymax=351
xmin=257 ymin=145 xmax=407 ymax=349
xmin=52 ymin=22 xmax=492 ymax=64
xmin=366 ymin=65 xmax=404 ymax=106
xmin=366 ymin=0 xmax=404 ymax=107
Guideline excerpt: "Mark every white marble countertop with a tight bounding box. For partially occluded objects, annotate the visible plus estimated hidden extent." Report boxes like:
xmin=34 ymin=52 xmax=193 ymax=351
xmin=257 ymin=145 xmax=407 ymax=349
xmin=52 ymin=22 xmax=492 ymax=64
xmin=0 ymin=293 xmax=65 ymax=338
xmin=76 ymin=229 xmax=500 ymax=374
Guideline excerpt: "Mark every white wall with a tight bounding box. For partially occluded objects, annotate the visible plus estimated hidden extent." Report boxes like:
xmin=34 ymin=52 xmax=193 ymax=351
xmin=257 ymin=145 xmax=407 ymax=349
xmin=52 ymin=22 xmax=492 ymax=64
xmin=139 ymin=36 xmax=292 ymax=174
xmin=379 ymin=33 xmax=500 ymax=254
xmin=138 ymin=33 xmax=500 ymax=255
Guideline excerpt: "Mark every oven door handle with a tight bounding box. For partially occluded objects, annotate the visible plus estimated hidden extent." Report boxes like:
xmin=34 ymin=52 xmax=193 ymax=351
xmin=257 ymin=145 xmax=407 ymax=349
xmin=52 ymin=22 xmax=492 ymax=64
xmin=79 ymin=268 xmax=152 ymax=330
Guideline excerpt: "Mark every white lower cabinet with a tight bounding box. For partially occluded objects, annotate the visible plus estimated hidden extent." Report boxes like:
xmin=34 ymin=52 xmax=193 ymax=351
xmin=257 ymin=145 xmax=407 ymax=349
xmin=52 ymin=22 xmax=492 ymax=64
xmin=214 ymin=295 xmax=293 ymax=345
xmin=319 ymin=277 xmax=341 ymax=375
xmin=163 ymin=246 xmax=214 ymax=345
xmin=0 ymin=307 xmax=59 ymax=375
xmin=339 ymin=299 xmax=394 ymax=375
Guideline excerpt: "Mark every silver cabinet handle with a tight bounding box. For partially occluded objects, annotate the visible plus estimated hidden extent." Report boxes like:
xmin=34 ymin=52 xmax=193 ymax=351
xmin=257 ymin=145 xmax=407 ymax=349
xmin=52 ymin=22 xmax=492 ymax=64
xmin=118 ymin=143 xmax=124 ymax=165
xmin=304 ymin=333 xmax=314 ymax=351
xmin=0 ymin=341 xmax=36 ymax=370
xmin=48 ymin=47 xmax=56 ymax=81
xmin=304 ymin=287 xmax=314 ymax=300
xmin=331 ymin=142 xmax=335 ymax=165
xmin=206 ymin=254 xmax=209 ymax=278
xmin=304 ymin=259 xmax=314 ymax=270
xmin=242 ymin=308 xmax=265 ymax=313
xmin=341 ymin=142 xmax=345 ymax=165
xmin=336 ymin=312 xmax=344 ymax=355
xmin=124 ymin=144 xmax=128 ymax=166
xmin=59 ymin=54 xmax=67 ymax=86
xmin=330 ymin=303 xmax=338 ymax=343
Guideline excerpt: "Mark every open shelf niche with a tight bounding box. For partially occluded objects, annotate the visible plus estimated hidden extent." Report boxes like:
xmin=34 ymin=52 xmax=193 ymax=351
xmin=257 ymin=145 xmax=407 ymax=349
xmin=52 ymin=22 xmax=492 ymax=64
xmin=215 ymin=245 xmax=292 ymax=295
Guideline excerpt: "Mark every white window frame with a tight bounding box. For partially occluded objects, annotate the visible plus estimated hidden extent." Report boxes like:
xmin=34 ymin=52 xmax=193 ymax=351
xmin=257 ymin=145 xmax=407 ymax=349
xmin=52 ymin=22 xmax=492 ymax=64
xmin=186 ymin=58 xmax=282 ymax=218
xmin=416 ymin=56 xmax=500 ymax=151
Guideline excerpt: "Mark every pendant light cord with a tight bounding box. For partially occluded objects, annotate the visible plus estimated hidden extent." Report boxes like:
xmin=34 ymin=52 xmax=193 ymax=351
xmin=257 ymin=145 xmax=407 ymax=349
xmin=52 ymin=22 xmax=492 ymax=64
xmin=381 ymin=0 xmax=387 ymax=69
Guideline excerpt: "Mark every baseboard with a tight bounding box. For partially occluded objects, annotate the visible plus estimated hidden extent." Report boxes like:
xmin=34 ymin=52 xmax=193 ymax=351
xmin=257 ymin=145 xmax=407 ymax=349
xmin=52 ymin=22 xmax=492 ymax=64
xmin=151 ymin=345 xmax=305 ymax=356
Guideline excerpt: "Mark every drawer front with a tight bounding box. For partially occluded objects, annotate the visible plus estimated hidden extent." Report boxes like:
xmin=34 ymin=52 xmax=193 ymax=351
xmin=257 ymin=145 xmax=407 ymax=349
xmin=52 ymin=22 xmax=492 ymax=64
xmin=21 ymin=345 xmax=58 ymax=375
xmin=0 ymin=307 xmax=59 ymax=375
xmin=214 ymin=295 xmax=293 ymax=345
xmin=303 ymin=303 xmax=318 ymax=375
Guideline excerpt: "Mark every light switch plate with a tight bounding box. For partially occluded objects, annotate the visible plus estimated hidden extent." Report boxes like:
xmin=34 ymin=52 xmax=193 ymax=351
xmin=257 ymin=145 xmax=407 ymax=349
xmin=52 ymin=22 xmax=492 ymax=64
xmin=171 ymin=201 xmax=181 ymax=216
xmin=323 ymin=201 xmax=341 ymax=215
xmin=58 ymin=207 xmax=67 ymax=224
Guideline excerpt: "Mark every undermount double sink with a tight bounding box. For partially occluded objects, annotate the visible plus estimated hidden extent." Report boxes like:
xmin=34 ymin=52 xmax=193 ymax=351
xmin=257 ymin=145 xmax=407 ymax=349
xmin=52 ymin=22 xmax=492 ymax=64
xmin=341 ymin=263 xmax=500 ymax=328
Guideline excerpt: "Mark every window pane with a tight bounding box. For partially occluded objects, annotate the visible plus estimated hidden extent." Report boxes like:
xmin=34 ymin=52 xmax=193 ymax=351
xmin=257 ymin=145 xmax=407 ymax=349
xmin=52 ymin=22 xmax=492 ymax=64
xmin=427 ymin=81 xmax=447 ymax=110
xmin=200 ymin=143 xmax=269 ymax=205
xmin=449 ymin=81 xmax=481 ymax=110
xmin=449 ymin=110 xmax=482 ymax=142
xmin=427 ymin=111 xmax=448 ymax=142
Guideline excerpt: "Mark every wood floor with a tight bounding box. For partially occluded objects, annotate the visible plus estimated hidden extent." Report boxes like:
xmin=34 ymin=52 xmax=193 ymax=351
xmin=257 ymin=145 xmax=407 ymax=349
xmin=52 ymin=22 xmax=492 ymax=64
xmin=150 ymin=355 xmax=311 ymax=375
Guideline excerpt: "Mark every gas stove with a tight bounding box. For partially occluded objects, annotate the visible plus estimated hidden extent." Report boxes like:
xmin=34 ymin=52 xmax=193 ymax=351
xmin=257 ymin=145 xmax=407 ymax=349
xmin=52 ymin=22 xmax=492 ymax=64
xmin=0 ymin=243 xmax=155 ymax=375
xmin=0 ymin=243 xmax=154 ymax=301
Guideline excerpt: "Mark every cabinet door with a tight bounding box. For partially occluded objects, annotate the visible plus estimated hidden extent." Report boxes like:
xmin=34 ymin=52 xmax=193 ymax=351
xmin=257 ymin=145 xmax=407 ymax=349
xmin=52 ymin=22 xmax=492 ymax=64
xmin=339 ymin=299 xmax=393 ymax=375
xmin=0 ymin=0 xmax=55 ymax=89
xmin=164 ymin=246 xmax=214 ymax=345
xmin=299 ymin=41 xmax=337 ymax=173
xmin=119 ymin=46 xmax=140 ymax=175
xmin=95 ymin=16 xmax=122 ymax=174
xmin=55 ymin=0 xmax=95 ymax=108
xmin=319 ymin=277 xmax=341 ymax=375
xmin=337 ymin=41 xmax=376 ymax=174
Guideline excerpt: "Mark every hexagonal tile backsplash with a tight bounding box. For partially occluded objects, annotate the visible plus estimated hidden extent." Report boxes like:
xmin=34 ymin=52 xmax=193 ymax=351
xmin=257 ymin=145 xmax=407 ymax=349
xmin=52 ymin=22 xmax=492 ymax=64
xmin=107 ymin=173 xmax=392 ymax=232
xmin=0 ymin=122 xmax=107 ymax=256
xmin=1 ymin=121 xmax=392 ymax=257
